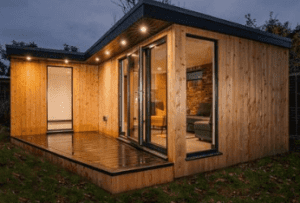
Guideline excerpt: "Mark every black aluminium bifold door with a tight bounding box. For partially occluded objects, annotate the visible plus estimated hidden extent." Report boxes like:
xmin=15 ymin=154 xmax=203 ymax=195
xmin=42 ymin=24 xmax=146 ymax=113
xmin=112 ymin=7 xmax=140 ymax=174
xmin=143 ymin=38 xmax=167 ymax=154
xmin=119 ymin=51 xmax=140 ymax=143
xmin=118 ymin=37 xmax=168 ymax=155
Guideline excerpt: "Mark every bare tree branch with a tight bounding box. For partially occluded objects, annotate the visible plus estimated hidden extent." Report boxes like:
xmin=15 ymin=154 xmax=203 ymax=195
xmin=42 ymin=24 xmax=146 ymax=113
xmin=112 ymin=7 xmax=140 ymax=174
xmin=111 ymin=0 xmax=172 ymax=14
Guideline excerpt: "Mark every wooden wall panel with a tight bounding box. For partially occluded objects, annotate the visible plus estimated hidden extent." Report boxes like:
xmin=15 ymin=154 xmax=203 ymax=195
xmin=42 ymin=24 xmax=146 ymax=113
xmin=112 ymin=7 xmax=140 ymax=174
xmin=10 ymin=59 xmax=99 ymax=136
xmin=11 ymin=59 xmax=47 ymax=136
xmin=168 ymin=25 xmax=187 ymax=178
xmin=72 ymin=64 xmax=99 ymax=132
xmin=98 ymin=59 xmax=119 ymax=137
xmin=174 ymin=25 xmax=289 ymax=177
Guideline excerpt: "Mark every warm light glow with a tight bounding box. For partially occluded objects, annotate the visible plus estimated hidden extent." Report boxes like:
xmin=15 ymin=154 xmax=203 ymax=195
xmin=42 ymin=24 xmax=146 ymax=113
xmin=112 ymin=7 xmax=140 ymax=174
xmin=105 ymin=51 xmax=110 ymax=55
xmin=65 ymin=59 xmax=68 ymax=63
xmin=140 ymin=26 xmax=147 ymax=33
xmin=27 ymin=56 xmax=31 ymax=61
xmin=157 ymin=67 xmax=162 ymax=71
xmin=96 ymin=57 xmax=100 ymax=61
xmin=121 ymin=40 xmax=126 ymax=45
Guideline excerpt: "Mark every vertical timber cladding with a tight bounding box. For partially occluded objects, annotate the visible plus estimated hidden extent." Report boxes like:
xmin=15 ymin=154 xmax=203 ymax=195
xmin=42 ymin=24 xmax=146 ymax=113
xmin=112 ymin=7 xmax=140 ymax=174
xmin=10 ymin=58 xmax=99 ymax=136
xmin=98 ymin=59 xmax=119 ymax=137
xmin=10 ymin=58 xmax=47 ymax=136
xmin=171 ymin=25 xmax=289 ymax=178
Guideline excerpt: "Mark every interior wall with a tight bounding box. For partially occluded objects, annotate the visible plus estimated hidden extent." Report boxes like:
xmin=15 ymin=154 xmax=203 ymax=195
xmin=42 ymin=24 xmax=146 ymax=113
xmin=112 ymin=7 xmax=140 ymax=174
xmin=186 ymin=63 xmax=213 ymax=115
xmin=170 ymin=24 xmax=290 ymax=178
xmin=10 ymin=59 xmax=99 ymax=136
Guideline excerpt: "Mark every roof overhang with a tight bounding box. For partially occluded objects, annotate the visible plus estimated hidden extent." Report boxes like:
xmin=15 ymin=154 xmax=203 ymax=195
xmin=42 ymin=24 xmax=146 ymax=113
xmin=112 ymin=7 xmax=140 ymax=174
xmin=6 ymin=45 xmax=86 ymax=61
xmin=6 ymin=0 xmax=292 ymax=64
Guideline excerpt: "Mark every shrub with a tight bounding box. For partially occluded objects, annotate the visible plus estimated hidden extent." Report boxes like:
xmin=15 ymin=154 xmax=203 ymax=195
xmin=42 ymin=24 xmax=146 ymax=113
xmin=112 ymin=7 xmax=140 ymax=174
xmin=0 ymin=98 xmax=10 ymax=127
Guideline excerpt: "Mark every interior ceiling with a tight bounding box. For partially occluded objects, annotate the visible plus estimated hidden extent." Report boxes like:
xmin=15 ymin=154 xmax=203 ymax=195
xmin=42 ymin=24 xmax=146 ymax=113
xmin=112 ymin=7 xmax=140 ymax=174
xmin=186 ymin=37 xmax=213 ymax=68
xmin=86 ymin=18 xmax=172 ymax=65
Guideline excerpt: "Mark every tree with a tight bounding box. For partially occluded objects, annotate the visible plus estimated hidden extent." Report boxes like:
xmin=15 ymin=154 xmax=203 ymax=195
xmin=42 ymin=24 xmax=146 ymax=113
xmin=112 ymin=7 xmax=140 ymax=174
xmin=63 ymin=44 xmax=79 ymax=52
xmin=11 ymin=40 xmax=38 ymax=48
xmin=245 ymin=12 xmax=300 ymax=74
xmin=0 ymin=44 xmax=8 ymax=76
xmin=1 ymin=40 xmax=39 ymax=76
xmin=63 ymin=43 xmax=70 ymax=51
xmin=112 ymin=0 xmax=172 ymax=14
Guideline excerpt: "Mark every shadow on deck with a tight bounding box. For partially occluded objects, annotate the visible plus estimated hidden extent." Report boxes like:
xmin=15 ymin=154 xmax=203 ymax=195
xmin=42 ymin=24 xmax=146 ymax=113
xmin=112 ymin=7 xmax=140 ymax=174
xmin=10 ymin=132 xmax=174 ymax=194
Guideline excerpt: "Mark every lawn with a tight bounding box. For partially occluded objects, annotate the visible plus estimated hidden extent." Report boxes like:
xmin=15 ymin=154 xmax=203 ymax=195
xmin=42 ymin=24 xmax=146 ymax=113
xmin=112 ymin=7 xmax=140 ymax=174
xmin=0 ymin=126 xmax=299 ymax=203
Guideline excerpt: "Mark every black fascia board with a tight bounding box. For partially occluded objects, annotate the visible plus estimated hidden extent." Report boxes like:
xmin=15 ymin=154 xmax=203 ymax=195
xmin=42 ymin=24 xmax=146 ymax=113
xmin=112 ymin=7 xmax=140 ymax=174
xmin=142 ymin=0 xmax=292 ymax=48
xmin=6 ymin=45 xmax=86 ymax=61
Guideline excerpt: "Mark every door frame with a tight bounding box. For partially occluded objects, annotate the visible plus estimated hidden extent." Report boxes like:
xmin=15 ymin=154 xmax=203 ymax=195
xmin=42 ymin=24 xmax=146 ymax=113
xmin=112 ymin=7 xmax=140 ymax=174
xmin=118 ymin=50 xmax=140 ymax=143
xmin=142 ymin=37 xmax=168 ymax=155
xmin=118 ymin=36 xmax=168 ymax=155
xmin=46 ymin=66 xmax=73 ymax=132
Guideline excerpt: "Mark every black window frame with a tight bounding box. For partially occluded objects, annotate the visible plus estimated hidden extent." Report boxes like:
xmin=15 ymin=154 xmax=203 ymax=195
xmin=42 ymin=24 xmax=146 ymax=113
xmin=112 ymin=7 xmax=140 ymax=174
xmin=185 ymin=33 xmax=222 ymax=160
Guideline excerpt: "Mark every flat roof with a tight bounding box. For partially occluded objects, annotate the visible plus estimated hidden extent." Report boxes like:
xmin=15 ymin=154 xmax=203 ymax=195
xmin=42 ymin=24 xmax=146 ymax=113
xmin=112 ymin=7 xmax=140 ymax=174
xmin=6 ymin=0 xmax=292 ymax=62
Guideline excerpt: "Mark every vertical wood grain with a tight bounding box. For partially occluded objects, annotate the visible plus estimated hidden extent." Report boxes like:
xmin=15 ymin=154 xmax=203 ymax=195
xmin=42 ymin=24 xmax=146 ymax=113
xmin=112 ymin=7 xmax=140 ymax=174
xmin=169 ymin=25 xmax=187 ymax=178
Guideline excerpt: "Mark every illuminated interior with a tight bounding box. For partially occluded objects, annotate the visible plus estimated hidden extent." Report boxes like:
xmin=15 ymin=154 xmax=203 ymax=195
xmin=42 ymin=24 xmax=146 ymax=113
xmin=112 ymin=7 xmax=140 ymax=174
xmin=47 ymin=66 xmax=72 ymax=130
xmin=185 ymin=36 xmax=215 ymax=153
xmin=148 ymin=42 xmax=167 ymax=148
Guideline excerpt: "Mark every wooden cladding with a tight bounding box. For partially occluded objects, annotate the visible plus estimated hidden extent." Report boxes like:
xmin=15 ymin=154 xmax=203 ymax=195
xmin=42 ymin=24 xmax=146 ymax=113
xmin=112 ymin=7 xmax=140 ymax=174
xmin=177 ymin=25 xmax=289 ymax=177
xmin=11 ymin=60 xmax=99 ymax=136
xmin=11 ymin=59 xmax=47 ymax=136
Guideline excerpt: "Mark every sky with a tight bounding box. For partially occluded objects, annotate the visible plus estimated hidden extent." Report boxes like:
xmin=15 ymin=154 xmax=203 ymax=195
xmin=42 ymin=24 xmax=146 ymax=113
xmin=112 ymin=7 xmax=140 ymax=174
xmin=0 ymin=0 xmax=299 ymax=53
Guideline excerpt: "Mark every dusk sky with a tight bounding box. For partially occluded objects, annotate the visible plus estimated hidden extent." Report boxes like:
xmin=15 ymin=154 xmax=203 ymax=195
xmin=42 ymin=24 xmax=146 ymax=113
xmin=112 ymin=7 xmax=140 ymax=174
xmin=1 ymin=0 xmax=299 ymax=53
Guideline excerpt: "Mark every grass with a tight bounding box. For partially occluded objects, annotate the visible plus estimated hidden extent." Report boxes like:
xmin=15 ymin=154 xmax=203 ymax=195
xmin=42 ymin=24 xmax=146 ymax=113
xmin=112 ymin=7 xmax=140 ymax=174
xmin=0 ymin=126 xmax=300 ymax=203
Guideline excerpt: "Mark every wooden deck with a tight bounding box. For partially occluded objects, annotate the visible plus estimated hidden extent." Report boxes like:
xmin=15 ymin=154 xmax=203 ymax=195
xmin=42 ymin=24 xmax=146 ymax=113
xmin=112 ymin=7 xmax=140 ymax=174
xmin=10 ymin=132 xmax=174 ymax=193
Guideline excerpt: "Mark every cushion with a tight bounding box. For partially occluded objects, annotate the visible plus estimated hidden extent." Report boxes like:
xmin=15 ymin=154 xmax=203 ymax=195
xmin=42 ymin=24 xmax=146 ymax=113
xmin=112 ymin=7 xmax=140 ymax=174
xmin=196 ymin=103 xmax=212 ymax=116
xmin=186 ymin=116 xmax=210 ymax=124
xmin=194 ymin=120 xmax=211 ymax=131
xmin=151 ymin=116 xmax=166 ymax=127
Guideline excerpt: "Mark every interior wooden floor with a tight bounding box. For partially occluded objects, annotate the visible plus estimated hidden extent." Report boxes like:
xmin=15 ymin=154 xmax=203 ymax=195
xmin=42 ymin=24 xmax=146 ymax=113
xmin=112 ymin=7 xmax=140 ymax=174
xmin=11 ymin=132 xmax=172 ymax=174
xmin=127 ymin=126 xmax=212 ymax=153
xmin=186 ymin=132 xmax=212 ymax=153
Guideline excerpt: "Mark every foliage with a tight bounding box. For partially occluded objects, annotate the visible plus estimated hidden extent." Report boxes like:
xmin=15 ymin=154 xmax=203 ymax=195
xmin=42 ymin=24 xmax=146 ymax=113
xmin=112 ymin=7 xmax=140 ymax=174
xmin=11 ymin=40 xmax=38 ymax=48
xmin=112 ymin=0 xmax=172 ymax=14
xmin=0 ymin=99 xmax=10 ymax=127
xmin=1 ymin=40 xmax=38 ymax=76
xmin=0 ymin=44 xmax=8 ymax=75
xmin=245 ymin=12 xmax=300 ymax=74
xmin=63 ymin=43 xmax=79 ymax=52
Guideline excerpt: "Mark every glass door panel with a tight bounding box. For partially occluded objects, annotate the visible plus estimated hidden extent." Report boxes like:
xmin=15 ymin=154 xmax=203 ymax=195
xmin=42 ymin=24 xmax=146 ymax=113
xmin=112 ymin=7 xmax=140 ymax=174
xmin=120 ymin=58 xmax=128 ymax=136
xmin=119 ymin=51 xmax=140 ymax=142
xmin=128 ymin=51 xmax=140 ymax=141
xmin=47 ymin=66 xmax=72 ymax=131
xmin=144 ymin=40 xmax=167 ymax=153
xmin=118 ymin=38 xmax=167 ymax=155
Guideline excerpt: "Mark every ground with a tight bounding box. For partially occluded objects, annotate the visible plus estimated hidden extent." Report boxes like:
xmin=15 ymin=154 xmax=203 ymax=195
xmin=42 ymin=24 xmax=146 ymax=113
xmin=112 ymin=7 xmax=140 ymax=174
xmin=0 ymin=125 xmax=300 ymax=203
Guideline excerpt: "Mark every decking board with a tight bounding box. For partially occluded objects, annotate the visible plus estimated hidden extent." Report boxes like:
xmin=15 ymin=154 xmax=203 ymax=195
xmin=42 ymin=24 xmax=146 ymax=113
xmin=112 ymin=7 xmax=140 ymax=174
xmin=11 ymin=132 xmax=174 ymax=193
